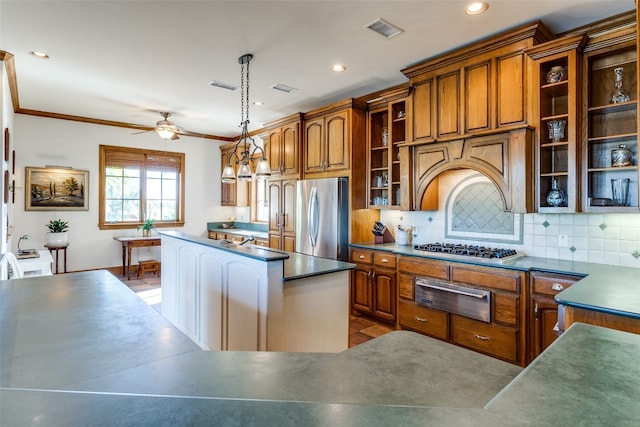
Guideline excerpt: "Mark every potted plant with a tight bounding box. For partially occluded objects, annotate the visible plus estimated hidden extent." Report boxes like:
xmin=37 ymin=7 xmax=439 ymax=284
xmin=46 ymin=219 xmax=69 ymax=246
xmin=139 ymin=218 xmax=155 ymax=237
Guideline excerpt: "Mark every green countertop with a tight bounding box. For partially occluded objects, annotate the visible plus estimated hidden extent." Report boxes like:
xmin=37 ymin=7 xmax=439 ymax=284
xmin=350 ymin=242 xmax=640 ymax=320
xmin=2 ymin=271 xmax=639 ymax=425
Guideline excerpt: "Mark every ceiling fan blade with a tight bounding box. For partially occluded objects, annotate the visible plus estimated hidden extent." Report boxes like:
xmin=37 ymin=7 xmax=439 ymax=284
xmin=131 ymin=129 xmax=152 ymax=135
xmin=171 ymin=133 xmax=180 ymax=140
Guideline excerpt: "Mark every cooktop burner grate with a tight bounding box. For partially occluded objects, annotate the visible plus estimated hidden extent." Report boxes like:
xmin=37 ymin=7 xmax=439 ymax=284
xmin=413 ymin=243 xmax=522 ymax=262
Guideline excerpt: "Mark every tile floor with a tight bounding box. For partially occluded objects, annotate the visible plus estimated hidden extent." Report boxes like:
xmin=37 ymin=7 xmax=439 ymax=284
xmin=108 ymin=266 xmax=395 ymax=348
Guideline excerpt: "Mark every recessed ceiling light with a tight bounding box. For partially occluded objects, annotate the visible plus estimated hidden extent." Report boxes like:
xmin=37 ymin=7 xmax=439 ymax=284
xmin=465 ymin=1 xmax=489 ymax=15
xmin=29 ymin=50 xmax=49 ymax=59
xmin=253 ymin=101 xmax=263 ymax=106
xmin=331 ymin=64 xmax=346 ymax=72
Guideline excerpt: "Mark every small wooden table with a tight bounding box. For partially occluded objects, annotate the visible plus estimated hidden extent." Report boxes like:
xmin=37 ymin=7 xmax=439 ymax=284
xmin=44 ymin=243 xmax=69 ymax=274
xmin=113 ymin=236 xmax=161 ymax=279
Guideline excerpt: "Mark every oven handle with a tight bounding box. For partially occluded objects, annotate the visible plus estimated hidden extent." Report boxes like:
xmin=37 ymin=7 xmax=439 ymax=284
xmin=416 ymin=280 xmax=489 ymax=299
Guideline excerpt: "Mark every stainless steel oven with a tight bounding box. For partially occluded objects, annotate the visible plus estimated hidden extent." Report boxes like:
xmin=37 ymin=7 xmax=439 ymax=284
xmin=415 ymin=277 xmax=491 ymax=323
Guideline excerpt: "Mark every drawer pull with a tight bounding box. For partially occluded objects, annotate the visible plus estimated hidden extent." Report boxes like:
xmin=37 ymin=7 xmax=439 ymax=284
xmin=381 ymin=258 xmax=389 ymax=263
xmin=551 ymin=283 xmax=565 ymax=291
xmin=359 ymin=255 xmax=365 ymax=259
xmin=415 ymin=316 xmax=428 ymax=323
xmin=474 ymin=334 xmax=491 ymax=341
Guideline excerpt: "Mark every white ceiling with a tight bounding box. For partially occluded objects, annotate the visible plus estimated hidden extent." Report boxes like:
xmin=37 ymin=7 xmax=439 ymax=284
xmin=0 ymin=0 xmax=635 ymax=139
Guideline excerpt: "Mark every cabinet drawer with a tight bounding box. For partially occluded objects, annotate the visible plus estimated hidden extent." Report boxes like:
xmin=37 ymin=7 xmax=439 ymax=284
xmin=451 ymin=265 xmax=522 ymax=293
xmin=139 ymin=239 xmax=161 ymax=247
xmin=450 ymin=314 xmax=518 ymax=363
xmin=374 ymin=252 xmax=396 ymax=268
xmin=254 ymin=238 xmax=269 ymax=247
xmin=399 ymin=300 xmax=448 ymax=341
xmin=397 ymin=256 xmax=449 ymax=280
xmin=208 ymin=231 xmax=217 ymax=239
xmin=350 ymin=249 xmax=372 ymax=264
xmin=532 ymin=273 xmax=581 ymax=296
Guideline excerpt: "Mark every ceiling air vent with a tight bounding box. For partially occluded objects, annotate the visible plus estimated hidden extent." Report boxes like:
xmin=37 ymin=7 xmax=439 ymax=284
xmin=365 ymin=18 xmax=404 ymax=39
xmin=271 ymin=83 xmax=297 ymax=93
xmin=209 ymin=80 xmax=238 ymax=91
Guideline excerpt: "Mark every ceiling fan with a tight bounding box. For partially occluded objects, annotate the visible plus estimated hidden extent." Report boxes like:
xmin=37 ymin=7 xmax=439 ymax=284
xmin=132 ymin=112 xmax=202 ymax=140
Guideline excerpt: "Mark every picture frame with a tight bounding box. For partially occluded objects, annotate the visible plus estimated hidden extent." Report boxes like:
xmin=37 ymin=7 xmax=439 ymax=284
xmin=25 ymin=166 xmax=89 ymax=211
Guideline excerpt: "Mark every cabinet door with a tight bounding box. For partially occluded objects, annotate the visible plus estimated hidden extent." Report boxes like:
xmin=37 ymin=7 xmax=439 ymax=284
xmin=304 ymin=118 xmax=324 ymax=174
xmin=411 ymin=78 xmax=433 ymax=141
xmin=465 ymin=61 xmax=491 ymax=133
xmin=437 ymin=71 xmax=460 ymax=137
xmin=281 ymin=122 xmax=300 ymax=176
xmin=267 ymin=180 xmax=282 ymax=235
xmin=532 ymin=295 xmax=560 ymax=360
xmin=281 ymin=178 xmax=297 ymax=237
xmin=497 ymin=53 xmax=526 ymax=126
xmin=351 ymin=266 xmax=373 ymax=314
xmin=267 ymin=129 xmax=282 ymax=175
xmin=372 ymin=267 xmax=396 ymax=323
xmin=325 ymin=110 xmax=350 ymax=172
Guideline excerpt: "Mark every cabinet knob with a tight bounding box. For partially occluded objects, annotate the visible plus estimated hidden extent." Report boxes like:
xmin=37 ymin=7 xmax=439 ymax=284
xmin=381 ymin=258 xmax=388 ymax=263
xmin=415 ymin=316 xmax=428 ymax=323
xmin=551 ymin=283 xmax=565 ymax=291
xmin=474 ymin=334 xmax=491 ymax=341
xmin=359 ymin=255 xmax=365 ymax=259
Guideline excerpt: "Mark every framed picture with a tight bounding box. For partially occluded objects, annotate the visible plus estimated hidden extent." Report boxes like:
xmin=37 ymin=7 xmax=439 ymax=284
xmin=25 ymin=166 xmax=89 ymax=211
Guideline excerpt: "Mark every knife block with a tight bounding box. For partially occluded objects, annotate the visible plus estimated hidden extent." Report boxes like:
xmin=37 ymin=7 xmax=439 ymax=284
xmin=374 ymin=227 xmax=395 ymax=244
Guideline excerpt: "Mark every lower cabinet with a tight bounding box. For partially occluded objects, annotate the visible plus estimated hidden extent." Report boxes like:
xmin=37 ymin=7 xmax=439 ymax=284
xmin=350 ymin=248 xmax=397 ymax=324
xmin=397 ymin=255 xmax=527 ymax=366
xmin=529 ymin=271 xmax=582 ymax=362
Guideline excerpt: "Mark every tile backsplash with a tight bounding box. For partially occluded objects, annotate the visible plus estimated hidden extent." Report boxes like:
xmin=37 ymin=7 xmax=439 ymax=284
xmin=380 ymin=170 xmax=640 ymax=268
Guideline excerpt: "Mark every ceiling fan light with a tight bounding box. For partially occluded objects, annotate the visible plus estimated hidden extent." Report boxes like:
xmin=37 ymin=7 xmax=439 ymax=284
xmin=156 ymin=125 xmax=176 ymax=140
xmin=255 ymin=158 xmax=272 ymax=180
xmin=237 ymin=162 xmax=253 ymax=182
xmin=221 ymin=164 xmax=237 ymax=183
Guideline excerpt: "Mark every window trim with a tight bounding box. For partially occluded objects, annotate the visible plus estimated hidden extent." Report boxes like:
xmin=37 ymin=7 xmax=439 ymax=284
xmin=99 ymin=145 xmax=185 ymax=230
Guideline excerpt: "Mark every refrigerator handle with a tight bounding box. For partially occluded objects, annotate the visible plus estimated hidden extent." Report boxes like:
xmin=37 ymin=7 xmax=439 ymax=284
xmin=308 ymin=186 xmax=319 ymax=249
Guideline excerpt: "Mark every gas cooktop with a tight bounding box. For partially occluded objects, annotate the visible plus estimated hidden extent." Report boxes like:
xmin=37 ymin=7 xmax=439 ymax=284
xmin=412 ymin=242 xmax=525 ymax=264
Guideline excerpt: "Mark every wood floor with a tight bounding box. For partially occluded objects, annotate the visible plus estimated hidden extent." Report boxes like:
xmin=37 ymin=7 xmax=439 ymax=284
xmin=109 ymin=266 xmax=395 ymax=348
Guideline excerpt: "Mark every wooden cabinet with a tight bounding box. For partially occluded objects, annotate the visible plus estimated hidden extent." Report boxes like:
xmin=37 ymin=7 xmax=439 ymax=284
xmin=367 ymin=93 xmax=407 ymax=210
xmin=264 ymin=113 xmax=302 ymax=177
xmin=304 ymin=110 xmax=350 ymax=175
xmin=303 ymin=99 xmax=366 ymax=180
xmin=397 ymin=255 xmax=527 ymax=366
xmin=402 ymin=21 xmax=552 ymax=144
xmin=527 ymin=34 xmax=587 ymax=213
xmin=219 ymin=142 xmax=249 ymax=207
xmin=412 ymin=128 xmax=535 ymax=213
xmin=529 ymin=271 xmax=582 ymax=362
xmin=349 ymin=248 xmax=397 ymax=324
xmin=267 ymin=178 xmax=296 ymax=252
xmin=582 ymin=33 xmax=639 ymax=211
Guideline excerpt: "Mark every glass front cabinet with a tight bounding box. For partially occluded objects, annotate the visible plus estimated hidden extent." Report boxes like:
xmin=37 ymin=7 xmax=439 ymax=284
xmin=367 ymin=90 xmax=407 ymax=210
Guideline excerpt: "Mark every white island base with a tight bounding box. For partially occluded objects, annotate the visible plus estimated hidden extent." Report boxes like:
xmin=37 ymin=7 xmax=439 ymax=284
xmin=160 ymin=232 xmax=351 ymax=352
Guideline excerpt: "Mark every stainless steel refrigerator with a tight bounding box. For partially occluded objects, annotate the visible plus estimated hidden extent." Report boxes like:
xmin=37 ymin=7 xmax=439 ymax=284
xmin=296 ymin=177 xmax=349 ymax=261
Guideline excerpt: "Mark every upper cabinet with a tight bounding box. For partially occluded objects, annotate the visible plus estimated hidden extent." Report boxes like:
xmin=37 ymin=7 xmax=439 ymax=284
xmin=582 ymin=24 xmax=639 ymax=212
xmin=402 ymin=21 xmax=553 ymax=144
xmin=366 ymin=87 xmax=409 ymax=210
xmin=303 ymin=99 xmax=364 ymax=178
xmin=264 ymin=113 xmax=303 ymax=178
xmin=526 ymin=34 xmax=588 ymax=213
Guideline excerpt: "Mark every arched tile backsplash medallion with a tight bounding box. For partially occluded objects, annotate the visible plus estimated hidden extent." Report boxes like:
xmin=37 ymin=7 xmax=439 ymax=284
xmin=445 ymin=173 xmax=523 ymax=244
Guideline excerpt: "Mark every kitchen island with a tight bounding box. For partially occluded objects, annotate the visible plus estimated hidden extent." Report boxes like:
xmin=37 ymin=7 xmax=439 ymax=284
xmin=2 ymin=270 xmax=639 ymax=425
xmin=160 ymin=231 xmax=354 ymax=352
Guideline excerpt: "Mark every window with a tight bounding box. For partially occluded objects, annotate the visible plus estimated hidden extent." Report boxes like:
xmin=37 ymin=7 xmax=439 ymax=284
xmin=251 ymin=178 xmax=269 ymax=223
xmin=99 ymin=145 xmax=185 ymax=230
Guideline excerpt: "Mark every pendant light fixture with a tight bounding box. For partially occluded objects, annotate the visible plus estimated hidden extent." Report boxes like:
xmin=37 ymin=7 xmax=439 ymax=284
xmin=221 ymin=54 xmax=271 ymax=183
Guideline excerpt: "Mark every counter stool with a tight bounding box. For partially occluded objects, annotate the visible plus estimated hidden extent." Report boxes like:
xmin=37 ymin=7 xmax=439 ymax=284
xmin=138 ymin=259 xmax=160 ymax=278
